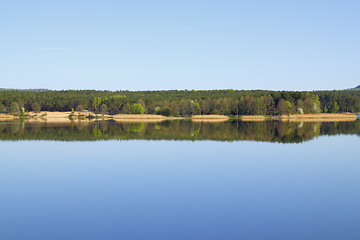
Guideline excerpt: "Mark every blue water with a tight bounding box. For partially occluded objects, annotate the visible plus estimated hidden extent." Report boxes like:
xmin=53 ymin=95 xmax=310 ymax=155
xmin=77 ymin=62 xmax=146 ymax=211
xmin=1 ymin=136 xmax=360 ymax=240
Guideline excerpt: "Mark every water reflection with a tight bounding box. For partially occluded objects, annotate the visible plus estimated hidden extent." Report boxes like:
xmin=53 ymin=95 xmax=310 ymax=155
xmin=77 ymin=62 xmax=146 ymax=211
xmin=0 ymin=120 xmax=359 ymax=143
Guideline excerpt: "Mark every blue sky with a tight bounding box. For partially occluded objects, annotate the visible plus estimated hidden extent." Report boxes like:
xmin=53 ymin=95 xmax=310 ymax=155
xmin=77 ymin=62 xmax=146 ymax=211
xmin=1 ymin=0 xmax=359 ymax=91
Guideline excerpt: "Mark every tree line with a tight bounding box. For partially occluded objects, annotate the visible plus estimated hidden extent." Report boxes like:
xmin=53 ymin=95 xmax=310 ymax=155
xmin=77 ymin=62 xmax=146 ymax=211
xmin=0 ymin=89 xmax=359 ymax=116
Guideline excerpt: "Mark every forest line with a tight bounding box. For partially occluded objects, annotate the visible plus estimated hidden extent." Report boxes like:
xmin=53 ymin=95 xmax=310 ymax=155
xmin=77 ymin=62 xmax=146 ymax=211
xmin=1 ymin=89 xmax=359 ymax=116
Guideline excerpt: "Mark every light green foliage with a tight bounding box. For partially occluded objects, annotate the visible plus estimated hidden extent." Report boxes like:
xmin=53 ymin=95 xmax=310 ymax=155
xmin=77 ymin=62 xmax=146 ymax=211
xmin=130 ymin=103 xmax=145 ymax=114
xmin=93 ymin=97 xmax=102 ymax=110
xmin=284 ymin=101 xmax=292 ymax=114
xmin=191 ymin=100 xmax=200 ymax=115
xmin=136 ymin=99 xmax=147 ymax=113
xmin=130 ymin=123 xmax=145 ymax=133
xmin=20 ymin=107 xmax=25 ymax=117
xmin=154 ymin=106 xmax=161 ymax=114
xmin=112 ymin=95 xmax=126 ymax=99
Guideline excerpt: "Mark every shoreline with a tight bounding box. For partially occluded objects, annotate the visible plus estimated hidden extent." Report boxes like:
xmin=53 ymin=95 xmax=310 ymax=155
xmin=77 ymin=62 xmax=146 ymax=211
xmin=0 ymin=112 xmax=358 ymax=123
xmin=279 ymin=113 xmax=357 ymax=122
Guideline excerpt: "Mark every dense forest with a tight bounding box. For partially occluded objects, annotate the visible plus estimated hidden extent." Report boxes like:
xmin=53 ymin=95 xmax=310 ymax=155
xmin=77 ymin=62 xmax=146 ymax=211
xmin=1 ymin=120 xmax=359 ymax=143
xmin=0 ymin=89 xmax=360 ymax=116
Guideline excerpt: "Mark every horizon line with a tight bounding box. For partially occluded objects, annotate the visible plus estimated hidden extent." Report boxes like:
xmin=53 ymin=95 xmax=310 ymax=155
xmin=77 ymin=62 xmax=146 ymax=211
xmin=0 ymin=87 xmax=357 ymax=92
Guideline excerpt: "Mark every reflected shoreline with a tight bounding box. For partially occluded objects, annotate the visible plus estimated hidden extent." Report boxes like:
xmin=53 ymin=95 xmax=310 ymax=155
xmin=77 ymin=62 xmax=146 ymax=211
xmin=1 ymin=120 xmax=359 ymax=143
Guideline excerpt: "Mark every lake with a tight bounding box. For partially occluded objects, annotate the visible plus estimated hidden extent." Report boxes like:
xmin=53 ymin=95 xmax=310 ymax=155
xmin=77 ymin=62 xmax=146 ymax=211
xmin=1 ymin=120 xmax=359 ymax=240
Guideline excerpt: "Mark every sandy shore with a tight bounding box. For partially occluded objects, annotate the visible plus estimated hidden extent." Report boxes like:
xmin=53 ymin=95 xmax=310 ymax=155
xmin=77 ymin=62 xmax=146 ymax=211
xmin=0 ymin=112 xmax=171 ymax=123
xmin=113 ymin=114 xmax=167 ymax=119
xmin=239 ymin=113 xmax=357 ymax=122
xmin=0 ymin=112 xmax=358 ymax=123
xmin=280 ymin=113 xmax=357 ymax=122
xmin=113 ymin=114 xmax=169 ymax=122
xmin=0 ymin=113 xmax=15 ymax=120
xmin=241 ymin=115 xmax=268 ymax=121
xmin=0 ymin=111 xmax=94 ymax=123
xmin=191 ymin=115 xmax=229 ymax=122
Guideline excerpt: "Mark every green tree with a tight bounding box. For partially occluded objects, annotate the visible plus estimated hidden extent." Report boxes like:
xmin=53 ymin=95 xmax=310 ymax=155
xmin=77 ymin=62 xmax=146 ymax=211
xmin=9 ymin=102 xmax=20 ymax=113
xmin=100 ymin=104 xmax=108 ymax=115
xmin=355 ymin=100 xmax=360 ymax=113
xmin=331 ymin=102 xmax=340 ymax=113
xmin=121 ymin=103 xmax=131 ymax=114
xmin=0 ymin=103 xmax=7 ymax=113
xmin=93 ymin=97 xmax=102 ymax=112
xmin=137 ymin=99 xmax=147 ymax=113
xmin=229 ymin=98 xmax=239 ymax=115
xmin=276 ymin=99 xmax=286 ymax=115
xmin=170 ymin=101 xmax=180 ymax=116
xmin=179 ymin=99 xmax=190 ymax=116
xmin=191 ymin=100 xmax=201 ymax=115
xmin=264 ymin=95 xmax=275 ymax=115
xmin=154 ymin=106 xmax=161 ymax=114
xmin=284 ymin=100 xmax=292 ymax=115
xmin=312 ymin=95 xmax=321 ymax=113
xmin=158 ymin=107 xmax=171 ymax=116
xmin=130 ymin=103 xmax=145 ymax=114
xmin=304 ymin=96 xmax=313 ymax=113
xmin=32 ymin=102 xmax=41 ymax=113
xmin=20 ymin=107 xmax=25 ymax=117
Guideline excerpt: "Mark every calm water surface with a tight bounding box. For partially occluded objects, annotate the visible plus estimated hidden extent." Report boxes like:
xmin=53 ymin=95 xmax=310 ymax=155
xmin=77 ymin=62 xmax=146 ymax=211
xmin=0 ymin=121 xmax=359 ymax=240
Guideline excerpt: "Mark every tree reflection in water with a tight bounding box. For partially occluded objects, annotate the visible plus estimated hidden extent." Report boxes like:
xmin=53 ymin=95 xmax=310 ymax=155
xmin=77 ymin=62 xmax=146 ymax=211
xmin=0 ymin=120 xmax=359 ymax=143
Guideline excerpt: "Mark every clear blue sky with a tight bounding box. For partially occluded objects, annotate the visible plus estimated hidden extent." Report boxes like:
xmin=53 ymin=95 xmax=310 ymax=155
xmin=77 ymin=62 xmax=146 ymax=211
xmin=1 ymin=0 xmax=359 ymax=91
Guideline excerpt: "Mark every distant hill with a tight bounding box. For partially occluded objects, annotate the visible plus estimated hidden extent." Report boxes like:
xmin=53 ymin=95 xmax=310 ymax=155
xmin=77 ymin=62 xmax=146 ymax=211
xmin=351 ymin=85 xmax=360 ymax=90
xmin=0 ymin=88 xmax=49 ymax=92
